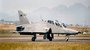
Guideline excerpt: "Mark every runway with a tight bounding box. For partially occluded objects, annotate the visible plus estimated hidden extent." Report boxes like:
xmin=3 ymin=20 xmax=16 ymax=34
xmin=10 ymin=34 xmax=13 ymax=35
xmin=0 ymin=36 xmax=90 ymax=42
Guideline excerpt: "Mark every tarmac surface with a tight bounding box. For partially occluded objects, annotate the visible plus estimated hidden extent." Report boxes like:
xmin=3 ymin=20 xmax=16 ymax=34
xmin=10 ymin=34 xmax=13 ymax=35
xmin=0 ymin=35 xmax=90 ymax=42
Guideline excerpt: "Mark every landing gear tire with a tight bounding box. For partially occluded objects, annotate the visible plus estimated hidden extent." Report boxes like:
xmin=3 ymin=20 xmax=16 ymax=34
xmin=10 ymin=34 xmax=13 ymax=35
xmin=48 ymin=37 xmax=52 ymax=41
xmin=31 ymin=33 xmax=36 ymax=41
xmin=32 ymin=37 xmax=36 ymax=41
xmin=66 ymin=39 xmax=68 ymax=42
xmin=65 ymin=38 xmax=68 ymax=42
xmin=65 ymin=35 xmax=69 ymax=42
xmin=43 ymin=34 xmax=47 ymax=39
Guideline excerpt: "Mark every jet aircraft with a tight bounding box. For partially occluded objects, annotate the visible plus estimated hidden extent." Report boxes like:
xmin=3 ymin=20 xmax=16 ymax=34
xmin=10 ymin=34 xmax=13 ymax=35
xmin=16 ymin=10 xmax=80 ymax=41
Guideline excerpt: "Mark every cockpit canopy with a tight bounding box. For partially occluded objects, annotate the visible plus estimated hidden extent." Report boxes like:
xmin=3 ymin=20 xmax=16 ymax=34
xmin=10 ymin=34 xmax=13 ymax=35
xmin=47 ymin=20 xmax=54 ymax=24
xmin=47 ymin=20 xmax=66 ymax=28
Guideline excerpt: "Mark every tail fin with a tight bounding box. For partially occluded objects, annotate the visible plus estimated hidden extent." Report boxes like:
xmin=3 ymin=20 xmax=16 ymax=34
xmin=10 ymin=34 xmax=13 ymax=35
xmin=18 ymin=10 xmax=30 ymax=25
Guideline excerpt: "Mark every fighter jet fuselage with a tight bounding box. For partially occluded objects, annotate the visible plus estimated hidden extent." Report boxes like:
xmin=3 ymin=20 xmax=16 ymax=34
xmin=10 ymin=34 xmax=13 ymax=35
xmin=16 ymin=10 xmax=80 ymax=41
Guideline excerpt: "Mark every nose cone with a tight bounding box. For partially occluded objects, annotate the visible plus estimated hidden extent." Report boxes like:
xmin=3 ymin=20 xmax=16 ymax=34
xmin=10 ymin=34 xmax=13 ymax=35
xmin=70 ymin=29 xmax=81 ymax=34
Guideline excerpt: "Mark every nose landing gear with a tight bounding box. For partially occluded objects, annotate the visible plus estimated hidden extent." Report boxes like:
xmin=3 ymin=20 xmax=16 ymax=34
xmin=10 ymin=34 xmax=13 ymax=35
xmin=65 ymin=35 xmax=70 ymax=42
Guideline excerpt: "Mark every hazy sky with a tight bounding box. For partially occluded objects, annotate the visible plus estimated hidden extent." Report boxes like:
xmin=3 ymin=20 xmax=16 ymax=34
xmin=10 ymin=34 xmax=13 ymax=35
xmin=0 ymin=0 xmax=90 ymax=25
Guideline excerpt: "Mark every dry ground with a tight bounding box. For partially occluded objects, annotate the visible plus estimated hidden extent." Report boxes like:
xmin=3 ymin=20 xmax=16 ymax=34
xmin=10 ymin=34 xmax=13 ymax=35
xmin=0 ymin=42 xmax=90 ymax=50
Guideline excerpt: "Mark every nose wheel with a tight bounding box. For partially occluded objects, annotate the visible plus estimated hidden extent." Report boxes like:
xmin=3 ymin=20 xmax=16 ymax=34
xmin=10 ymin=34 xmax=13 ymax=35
xmin=65 ymin=35 xmax=70 ymax=42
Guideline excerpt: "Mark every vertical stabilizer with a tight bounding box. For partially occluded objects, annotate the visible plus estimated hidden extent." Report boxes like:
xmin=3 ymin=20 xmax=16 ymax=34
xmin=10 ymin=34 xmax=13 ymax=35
xmin=18 ymin=10 xmax=30 ymax=25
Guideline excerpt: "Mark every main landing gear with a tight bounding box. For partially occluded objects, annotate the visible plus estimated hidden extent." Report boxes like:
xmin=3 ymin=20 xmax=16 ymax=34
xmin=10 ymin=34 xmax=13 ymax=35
xmin=31 ymin=33 xmax=36 ymax=41
xmin=43 ymin=28 xmax=53 ymax=41
xmin=31 ymin=28 xmax=53 ymax=41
